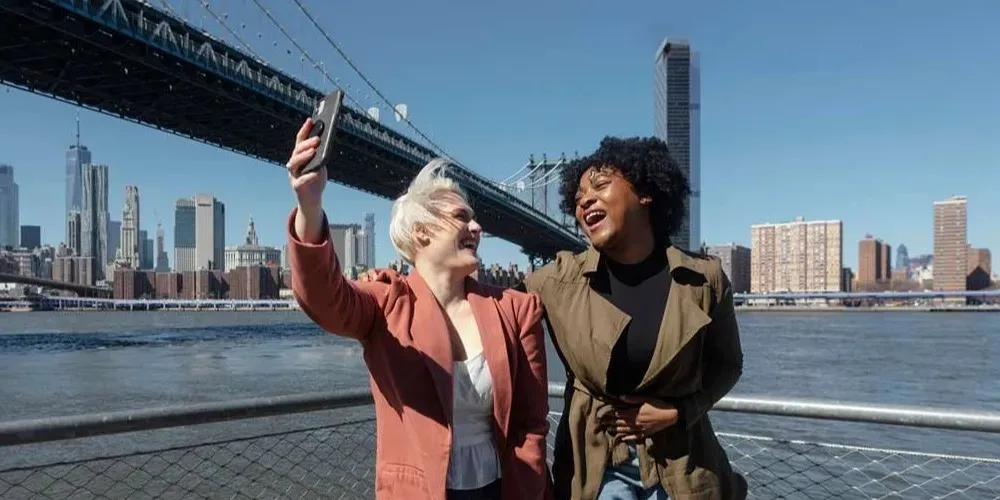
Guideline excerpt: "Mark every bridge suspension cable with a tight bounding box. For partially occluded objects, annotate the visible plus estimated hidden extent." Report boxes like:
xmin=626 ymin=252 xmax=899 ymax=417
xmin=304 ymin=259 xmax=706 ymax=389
xmin=506 ymin=158 xmax=565 ymax=189
xmin=282 ymin=0 xmax=463 ymax=166
xmin=498 ymin=160 xmax=534 ymax=185
xmin=215 ymin=0 xmax=565 ymax=211
xmin=183 ymin=0 xmax=572 ymax=230
xmin=159 ymin=0 xmax=259 ymax=61
xmin=151 ymin=0 xmax=367 ymax=176
xmin=243 ymin=0 xmax=367 ymax=111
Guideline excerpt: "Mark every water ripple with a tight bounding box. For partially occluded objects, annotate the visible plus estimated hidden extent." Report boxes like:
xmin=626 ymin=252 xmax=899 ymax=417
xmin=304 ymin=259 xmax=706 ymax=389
xmin=0 ymin=323 xmax=326 ymax=353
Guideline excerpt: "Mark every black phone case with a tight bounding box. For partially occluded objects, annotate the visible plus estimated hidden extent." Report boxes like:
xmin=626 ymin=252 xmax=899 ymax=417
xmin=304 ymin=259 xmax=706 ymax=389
xmin=299 ymin=89 xmax=344 ymax=176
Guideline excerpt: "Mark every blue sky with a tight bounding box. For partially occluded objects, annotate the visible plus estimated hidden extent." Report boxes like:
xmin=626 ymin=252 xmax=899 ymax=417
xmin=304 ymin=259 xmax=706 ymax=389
xmin=2 ymin=0 xmax=998 ymax=269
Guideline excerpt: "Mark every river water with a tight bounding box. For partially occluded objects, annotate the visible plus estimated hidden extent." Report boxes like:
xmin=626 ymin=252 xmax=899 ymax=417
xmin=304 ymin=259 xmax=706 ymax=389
xmin=1 ymin=310 xmax=998 ymax=467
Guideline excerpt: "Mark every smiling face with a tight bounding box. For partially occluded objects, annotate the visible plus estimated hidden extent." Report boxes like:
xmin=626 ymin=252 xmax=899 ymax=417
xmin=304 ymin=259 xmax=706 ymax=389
xmin=415 ymin=191 xmax=483 ymax=275
xmin=574 ymin=165 xmax=651 ymax=251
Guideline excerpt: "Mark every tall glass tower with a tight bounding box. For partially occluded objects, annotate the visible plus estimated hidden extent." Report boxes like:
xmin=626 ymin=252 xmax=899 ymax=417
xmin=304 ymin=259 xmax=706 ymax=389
xmin=174 ymin=198 xmax=197 ymax=272
xmin=81 ymin=163 xmax=109 ymax=280
xmin=0 ymin=164 xmax=18 ymax=248
xmin=66 ymin=117 xmax=91 ymax=245
xmin=654 ymin=38 xmax=700 ymax=251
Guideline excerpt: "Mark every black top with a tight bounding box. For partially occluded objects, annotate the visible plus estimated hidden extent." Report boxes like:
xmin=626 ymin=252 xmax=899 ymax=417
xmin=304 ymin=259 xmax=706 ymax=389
xmin=601 ymin=248 xmax=672 ymax=396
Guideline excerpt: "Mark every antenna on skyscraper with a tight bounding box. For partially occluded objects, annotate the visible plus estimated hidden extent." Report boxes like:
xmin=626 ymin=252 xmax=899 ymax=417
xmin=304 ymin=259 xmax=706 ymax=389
xmin=75 ymin=112 xmax=81 ymax=148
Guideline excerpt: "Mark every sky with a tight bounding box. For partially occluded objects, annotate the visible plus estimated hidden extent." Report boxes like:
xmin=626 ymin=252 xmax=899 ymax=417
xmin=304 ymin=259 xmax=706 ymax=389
xmin=2 ymin=0 xmax=999 ymax=270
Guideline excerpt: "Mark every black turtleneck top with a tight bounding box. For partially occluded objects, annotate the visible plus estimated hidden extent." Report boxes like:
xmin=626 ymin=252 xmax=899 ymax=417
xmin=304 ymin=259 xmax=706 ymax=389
xmin=601 ymin=248 xmax=672 ymax=396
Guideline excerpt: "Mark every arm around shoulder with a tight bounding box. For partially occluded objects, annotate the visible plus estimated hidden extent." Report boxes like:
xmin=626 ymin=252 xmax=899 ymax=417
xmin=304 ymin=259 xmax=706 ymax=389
xmin=520 ymin=257 xmax=560 ymax=296
xmin=286 ymin=207 xmax=397 ymax=340
xmin=678 ymin=260 xmax=744 ymax=430
xmin=504 ymin=289 xmax=552 ymax=499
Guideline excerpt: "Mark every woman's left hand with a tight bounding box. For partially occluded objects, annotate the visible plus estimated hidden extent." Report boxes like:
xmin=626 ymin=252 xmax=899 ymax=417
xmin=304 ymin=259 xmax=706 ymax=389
xmin=601 ymin=396 xmax=679 ymax=442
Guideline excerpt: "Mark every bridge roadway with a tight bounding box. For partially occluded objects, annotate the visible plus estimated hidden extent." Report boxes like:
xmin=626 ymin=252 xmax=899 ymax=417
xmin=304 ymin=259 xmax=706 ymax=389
xmin=0 ymin=0 xmax=586 ymax=258
xmin=0 ymin=272 xmax=112 ymax=298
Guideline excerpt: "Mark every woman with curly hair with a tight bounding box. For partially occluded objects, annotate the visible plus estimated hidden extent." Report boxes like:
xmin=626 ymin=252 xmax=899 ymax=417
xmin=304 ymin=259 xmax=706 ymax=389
xmin=522 ymin=136 xmax=747 ymax=500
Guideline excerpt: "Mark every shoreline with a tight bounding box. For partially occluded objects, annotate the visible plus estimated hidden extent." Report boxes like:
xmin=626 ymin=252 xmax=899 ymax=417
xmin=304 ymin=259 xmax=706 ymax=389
xmin=735 ymin=306 xmax=1000 ymax=313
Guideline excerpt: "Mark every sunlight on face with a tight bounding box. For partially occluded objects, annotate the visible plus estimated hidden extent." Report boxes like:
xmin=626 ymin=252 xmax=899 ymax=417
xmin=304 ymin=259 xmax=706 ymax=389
xmin=415 ymin=191 xmax=482 ymax=273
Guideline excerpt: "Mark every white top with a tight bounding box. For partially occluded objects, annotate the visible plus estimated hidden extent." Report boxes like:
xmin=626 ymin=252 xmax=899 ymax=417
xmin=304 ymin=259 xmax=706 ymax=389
xmin=447 ymin=351 xmax=502 ymax=490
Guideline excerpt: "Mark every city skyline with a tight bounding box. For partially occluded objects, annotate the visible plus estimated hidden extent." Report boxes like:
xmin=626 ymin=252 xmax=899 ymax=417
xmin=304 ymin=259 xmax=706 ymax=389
xmin=2 ymin=1 xmax=999 ymax=270
xmin=2 ymin=127 xmax=996 ymax=275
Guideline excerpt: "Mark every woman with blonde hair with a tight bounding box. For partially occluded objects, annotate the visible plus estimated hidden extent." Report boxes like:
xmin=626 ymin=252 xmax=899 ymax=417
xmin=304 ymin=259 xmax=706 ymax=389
xmin=285 ymin=118 xmax=552 ymax=500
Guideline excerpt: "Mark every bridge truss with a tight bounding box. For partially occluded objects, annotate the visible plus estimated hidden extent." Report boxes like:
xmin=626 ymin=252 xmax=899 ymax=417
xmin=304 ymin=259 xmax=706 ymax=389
xmin=0 ymin=0 xmax=587 ymax=257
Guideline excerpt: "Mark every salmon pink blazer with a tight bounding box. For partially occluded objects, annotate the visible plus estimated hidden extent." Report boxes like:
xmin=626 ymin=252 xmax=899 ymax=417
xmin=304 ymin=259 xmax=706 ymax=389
xmin=286 ymin=209 xmax=552 ymax=499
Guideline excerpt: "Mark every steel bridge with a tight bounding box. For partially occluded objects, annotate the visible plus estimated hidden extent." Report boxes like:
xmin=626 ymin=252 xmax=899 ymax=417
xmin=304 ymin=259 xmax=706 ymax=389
xmin=0 ymin=0 xmax=587 ymax=259
xmin=0 ymin=272 xmax=112 ymax=298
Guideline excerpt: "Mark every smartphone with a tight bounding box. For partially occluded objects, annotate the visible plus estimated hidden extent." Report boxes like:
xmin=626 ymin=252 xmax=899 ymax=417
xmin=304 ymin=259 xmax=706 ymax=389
xmin=299 ymin=89 xmax=344 ymax=176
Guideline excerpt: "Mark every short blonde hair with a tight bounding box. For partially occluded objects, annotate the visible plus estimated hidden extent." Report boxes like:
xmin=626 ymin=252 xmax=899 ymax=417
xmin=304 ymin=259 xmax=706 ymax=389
xmin=389 ymin=158 xmax=470 ymax=263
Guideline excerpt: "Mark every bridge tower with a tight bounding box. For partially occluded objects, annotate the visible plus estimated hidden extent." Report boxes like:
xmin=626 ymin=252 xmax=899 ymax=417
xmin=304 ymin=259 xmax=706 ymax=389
xmin=499 ymin=153 xmax=578 ymax=227
xmin=521 ymin=250 xmax=555 ymax=272
xmin=526 ymin=153 xmax=566 ymax=223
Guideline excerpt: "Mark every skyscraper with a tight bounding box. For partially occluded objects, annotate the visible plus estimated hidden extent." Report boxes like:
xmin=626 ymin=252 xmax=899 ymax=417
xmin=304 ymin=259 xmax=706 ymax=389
xmin=0 ymin=164 xmax=18 ymax=248
xmin=194 ymin=193 xmax=225 ymax=270
xmin=896 ymin=244 xmax=910 ymax=271
xmin=80 ymin=163 xmax=109 ymax=280
xmin=20 ymin=225 xmax=41 ymax=250
xmin=330 ymin=223 xmax=361 ymax=271
xmin=654 ymin=38 xmax=700 ymax=251
xmin=174 ymin=198 xmax=197 ymax=272
xmin=751 ymin=218 xmax=843 ymax=293
xmin=705 ymin=243 xmax=752 ymax=293
xmin=66 ymin=117 xmax=91 ymax=241
xmin=119 ymin=185 xmax=141 ymax=268
xmin=155 ymin=221 xmax=170 ymax=272
xmin=933 ymin=196 xmax=967 ymax=292
xmin=857 ymin=235 xmax=891 ymax=286
xmin=106 ymin=220 xmax=121 ymax=265
xmin=363 ymin=212 xmax=376 ymax=268
xmin=139 ymin=229 xmax=153 ymax=270
xmin=67 ymin=211 xmax=82 ymax=256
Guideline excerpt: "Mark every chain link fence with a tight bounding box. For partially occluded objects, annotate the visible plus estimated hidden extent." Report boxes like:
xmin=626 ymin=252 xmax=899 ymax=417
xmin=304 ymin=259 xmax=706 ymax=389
xmin=720 ymin=432 xmax=1000 ymax=499
xmin=2 ymin=398 xmax=999 ymax=499
xmin=0 ymin=417 xmax=378 ymax=500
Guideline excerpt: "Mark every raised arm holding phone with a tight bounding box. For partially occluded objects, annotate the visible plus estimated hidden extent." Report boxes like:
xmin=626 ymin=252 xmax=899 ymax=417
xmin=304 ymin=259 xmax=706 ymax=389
xmin=285 ymin=114 xmax=552 ymax=500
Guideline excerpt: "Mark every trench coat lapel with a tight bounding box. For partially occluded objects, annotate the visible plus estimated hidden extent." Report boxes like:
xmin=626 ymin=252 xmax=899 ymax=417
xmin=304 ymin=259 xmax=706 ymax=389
xmin=406 ymin=270 xmax=454 ymax=422
xmin=466 ymin=279 xmax=513 ymax=440
xmin=635 ymin=246 xmax=712 ymax=390
xmin=577 ymin=246 xmax=713 ymax=393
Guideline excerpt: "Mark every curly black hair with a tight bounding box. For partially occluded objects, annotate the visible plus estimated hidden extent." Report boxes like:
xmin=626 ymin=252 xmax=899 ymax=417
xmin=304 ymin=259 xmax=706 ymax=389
xmin=558 ymin=136 xmax=691 ymax=243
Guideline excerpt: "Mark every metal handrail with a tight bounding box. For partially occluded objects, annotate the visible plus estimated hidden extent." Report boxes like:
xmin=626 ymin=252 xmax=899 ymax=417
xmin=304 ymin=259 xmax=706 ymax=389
xmin=2 ymin=384 xmax=999 ymax=447
xmin=0 ymin=389 xmax=373 ymax=446
xmin=549 ymin=383 xmax=1000 ymax=433
xmin=713 ymin=395 xmax=1000 ymax=433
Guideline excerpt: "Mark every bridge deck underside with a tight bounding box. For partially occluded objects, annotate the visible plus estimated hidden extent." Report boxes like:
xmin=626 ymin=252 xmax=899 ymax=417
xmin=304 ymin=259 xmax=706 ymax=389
xmin=0 ymin=0 xmax=583 ymax=257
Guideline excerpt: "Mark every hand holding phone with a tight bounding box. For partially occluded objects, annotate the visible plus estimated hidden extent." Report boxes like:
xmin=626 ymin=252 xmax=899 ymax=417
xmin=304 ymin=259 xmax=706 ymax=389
xmin=297 ymin=89 xmax=344 ymax=176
